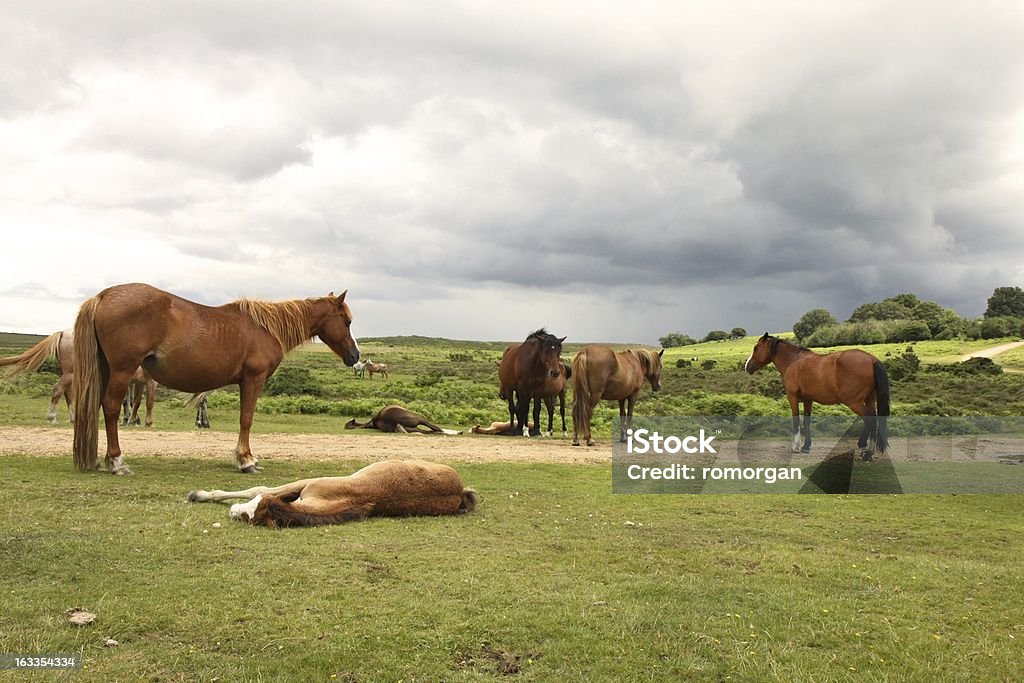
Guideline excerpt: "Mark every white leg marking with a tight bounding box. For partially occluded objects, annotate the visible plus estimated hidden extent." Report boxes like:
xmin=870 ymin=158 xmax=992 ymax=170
xmin=229 ymin=495 xmax=263 ymax=522
xmin=792 ymin=432 xmax=802 ymax=453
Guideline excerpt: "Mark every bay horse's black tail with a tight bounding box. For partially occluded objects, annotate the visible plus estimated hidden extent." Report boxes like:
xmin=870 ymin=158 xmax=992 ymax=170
xmin=873 ymin=360 xmax=890 ymax=453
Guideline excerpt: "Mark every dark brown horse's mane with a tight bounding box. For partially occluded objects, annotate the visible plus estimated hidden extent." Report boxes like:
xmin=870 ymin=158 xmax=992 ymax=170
xmin=527 ymin=328 xmax=552 ymax=342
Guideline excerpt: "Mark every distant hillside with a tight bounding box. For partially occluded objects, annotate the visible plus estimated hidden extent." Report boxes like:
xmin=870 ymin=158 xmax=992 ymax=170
xmin=0 ymin=332 xmax=48 ymax=353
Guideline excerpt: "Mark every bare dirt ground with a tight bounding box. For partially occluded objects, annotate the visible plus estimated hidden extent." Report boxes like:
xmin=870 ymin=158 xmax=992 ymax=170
xmin=961 ymin=340 xmax=1024 ymax=361
xmin=1 ymin=426 xmax=1021 ymax=466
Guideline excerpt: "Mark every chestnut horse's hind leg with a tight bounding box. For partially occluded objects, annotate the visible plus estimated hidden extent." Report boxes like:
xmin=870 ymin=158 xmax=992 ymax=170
xmin=102 ymin=370 xmax=135 ymax=475
xmin=187 ymin=479 xmax=312 ymax=523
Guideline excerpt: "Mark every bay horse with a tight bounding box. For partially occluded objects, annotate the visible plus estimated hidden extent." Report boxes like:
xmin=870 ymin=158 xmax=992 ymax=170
xmin=497 ymin=329 xmax=566 ymax=436
xmin=344 ymin=405 xmax=461 ymax=434
xmin=571 ymin=346 xmax=664 ymax=446
xmin=187 ymin=459 xmax=477 ymax=529
xmin=0 ymin=328 xmax=156 ymax=426
xmin=73 ymin=283 xmax=359 ymax=475
xmin=537 ymin=361 xmax=571 ymax=437
xmin=744 ymin=333 xmax=889 ymax=459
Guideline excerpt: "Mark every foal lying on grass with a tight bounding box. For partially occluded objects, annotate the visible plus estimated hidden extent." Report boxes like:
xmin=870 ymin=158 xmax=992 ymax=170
xmin=187 ymin=460 xmax=477 ymax=529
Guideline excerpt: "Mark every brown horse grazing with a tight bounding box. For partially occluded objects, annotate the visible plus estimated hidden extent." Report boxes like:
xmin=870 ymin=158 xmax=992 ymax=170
xmin=0 ymin=328 xmax=156 ymax=426
xmin=744 ymin=333 xmax=889 ymax=459
xmin=187 ymin=460 xmax=477 ymax=529
xmin=498 ymin=329 xmax=566 ymax=436
xmin=345 ymin=405 xmax=461 ymax=434
xmin=364 ymin=360 xmax=389 ymax=380
xmin=572 ymin=346 xmax=664 ymax=446
xmin=73 ymin=283 xmax=359 ymax=475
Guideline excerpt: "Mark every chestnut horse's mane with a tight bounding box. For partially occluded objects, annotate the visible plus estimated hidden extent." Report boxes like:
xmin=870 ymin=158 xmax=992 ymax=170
xmin=234 ymin=298 xmax=316 ymax=352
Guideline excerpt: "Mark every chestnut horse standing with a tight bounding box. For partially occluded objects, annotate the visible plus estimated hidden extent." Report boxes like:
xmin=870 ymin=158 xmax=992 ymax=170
xmin=73 ymin=283 xmax=359 ymax=474
xmin=0 ymin=328 xmax=155 ymax=426
xmin=744 ymin=333 xmax=889 ymax=458
xmin=498 ymin=329 xmax=566 ymax=436
xmin=571 ymin=346 xmax=664 ymax=446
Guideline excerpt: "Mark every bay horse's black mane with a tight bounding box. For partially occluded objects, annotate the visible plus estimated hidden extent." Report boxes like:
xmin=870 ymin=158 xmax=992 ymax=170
xmin=768 ymin=335 xmax=811 ymax=359
xmin=527 ymin=328 xmax=558 ymax=344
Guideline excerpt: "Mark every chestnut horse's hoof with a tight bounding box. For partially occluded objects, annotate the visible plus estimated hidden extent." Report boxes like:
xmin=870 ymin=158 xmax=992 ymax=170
xmin=240 ymin=464 xmax=258 ymax=474
xmin=112 ymin=466 xmax=133 ymax=476
xmin=587 ymin=439 xmax=596 ymax=447
xmin=801 ymin=446 xmax=811 ymax=453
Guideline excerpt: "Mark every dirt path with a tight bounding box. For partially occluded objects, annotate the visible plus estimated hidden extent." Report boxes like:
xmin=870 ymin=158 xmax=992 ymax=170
xmin=960 ymin=340 xmax=1024 ymax=361
xmin=2 ymin=426 xmax=1021 ymax=466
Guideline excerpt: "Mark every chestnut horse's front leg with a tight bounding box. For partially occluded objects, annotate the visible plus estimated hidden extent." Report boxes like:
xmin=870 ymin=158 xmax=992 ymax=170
xmin=787 ymin=393 xmax=801 ymax=453
xmin=235 ymin=373 xmax=270 ymax=473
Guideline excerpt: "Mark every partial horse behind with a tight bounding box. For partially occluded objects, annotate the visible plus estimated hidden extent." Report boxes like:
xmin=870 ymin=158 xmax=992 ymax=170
xmin=744 ymin=333 xmax=889 ymax=459
xmin=572 ymin=346 xmax=664 ymax=446
xmin=73 ymin=283 xmax=359 ymax=475
xmin=187 ymin=460 xmax=476 ymax=529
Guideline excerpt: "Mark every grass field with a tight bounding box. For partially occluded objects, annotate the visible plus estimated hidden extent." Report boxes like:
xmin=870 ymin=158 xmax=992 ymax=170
xmin=1 ymin=455 xmax=1022 ymax=681
xmin=2 ymin=332 xmax=1024 ymax=680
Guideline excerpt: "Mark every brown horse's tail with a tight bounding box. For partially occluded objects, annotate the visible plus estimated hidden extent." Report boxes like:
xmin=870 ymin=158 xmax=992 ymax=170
xmin=73 ymin=296 xmax=104 ymax=471
xmin=873 ymin=360 xmax=890 ymax=453
xmin=572 ymin=352 xmax=591 ymax=437
xmin=460 ymin=488 xmax=478 ymax=513
xmin=0 ymin=331 xmax=62 ymax=378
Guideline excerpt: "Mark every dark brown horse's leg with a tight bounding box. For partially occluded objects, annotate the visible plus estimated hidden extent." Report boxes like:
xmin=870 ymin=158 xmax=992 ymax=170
xmin=618 ymin=399 xmax=627 ymax=442
xmin=530 ymin=394 xmax=542 ymax=437
xmin=505 ymin=392 xmax=518 ymax=435
xmin=543 ymin=395 xmax=554 ymax=437
xmin=102 ymin=371 xmax=134 ymax=475
xmin=558 ymin=391 xmax=567 ymax=437
xmin=130 ymin=383 xmax=143 ymax=426
xmin=623 ymin=395 xmax=637 ymax=443
xmin=801 ymin=399 xmax=813 ymax=453
xmin=236 ymin=373 xmax=269 ymax=473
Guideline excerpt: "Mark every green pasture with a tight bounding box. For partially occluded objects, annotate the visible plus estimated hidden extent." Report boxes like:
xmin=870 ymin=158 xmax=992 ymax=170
xmin=1 ymin=454 xmax=1022 ymax=682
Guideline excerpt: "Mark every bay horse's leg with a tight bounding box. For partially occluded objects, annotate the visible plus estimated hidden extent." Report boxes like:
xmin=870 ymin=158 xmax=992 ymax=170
xmin=559 ymin=390 xmax=567 ymax=437
xmin=530 ymin=394 xmax=542 ymax=437
xmin=505 ymin=391 xmax=518 ymax=435
xmin=102 ymin=370 xmax=135 ymax=475
xmin=846 ymin=400 xmax=875 ymax=461
xmin=516 ymin=391 xmax=532 ymax=437
xmin=787 ymin=393 xmax=801 ymax=453
xmin=543 ymin=395 xmax=554 ymax=437
xmin=144 ymin=379 xmax=156 ymax=427
xmin=618 ymin=399 xmax=627 ymax=442
xmin=801 ymin=399 xmax=813 ymax=453
xmin=624 ymin=395 xmax=637 ymax=443
xmin=235 ymin=374 xmax=269 ymax=473
xmin=129 ymin=382 xmax=143 ymax=426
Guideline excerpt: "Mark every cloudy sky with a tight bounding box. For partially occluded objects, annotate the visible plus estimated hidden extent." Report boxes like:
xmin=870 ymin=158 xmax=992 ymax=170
xmin=1 ymin=1 xmax=1022 ymax=343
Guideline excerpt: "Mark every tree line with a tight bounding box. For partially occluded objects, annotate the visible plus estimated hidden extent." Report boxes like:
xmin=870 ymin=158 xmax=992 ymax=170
xmin=659 ymin=286 xmax=1024 ymax=349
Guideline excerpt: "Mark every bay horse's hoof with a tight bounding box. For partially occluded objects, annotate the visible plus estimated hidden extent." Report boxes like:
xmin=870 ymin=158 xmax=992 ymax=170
xmin=801 ymin=446 xmax=811 ymax=453
xmin=862 ymin=451 xmax=874 ymax=462
xmin=112 ymin=466 xmax=133 ymax=476
xmin=240 ymin=464 xmax=258 ymax=474
xmin=572 ymin=440 xmax=581 ymax=447
xmin=587 ymin=439 xmax=596 ymax=447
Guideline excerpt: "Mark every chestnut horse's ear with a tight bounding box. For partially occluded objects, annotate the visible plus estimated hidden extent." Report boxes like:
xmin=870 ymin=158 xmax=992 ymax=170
xmin=335 ymin=290 xmax=348 ymax=306
xmin=659 ymin=348 xmax=665 ymax=357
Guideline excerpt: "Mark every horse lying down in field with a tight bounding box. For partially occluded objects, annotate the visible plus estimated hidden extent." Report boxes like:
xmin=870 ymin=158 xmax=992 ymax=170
xmin=344 ymin=405 xmax=462 ymax=434
xmin=187 ymin=460 xmax=477 ymax=529
xmin=470 ymin=420 xmax=535 ymax=435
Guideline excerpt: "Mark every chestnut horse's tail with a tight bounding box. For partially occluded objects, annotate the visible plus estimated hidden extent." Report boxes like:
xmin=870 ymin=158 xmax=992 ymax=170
xmin=571 ymin=352 xmax=591 ymax=437
xmin=873 ymin=360 xmax=890 ymax=453
xmin=73 ymin=296 xmax=104 ymax=471
xmin=0 ymin=331 xmax=62 ymax=377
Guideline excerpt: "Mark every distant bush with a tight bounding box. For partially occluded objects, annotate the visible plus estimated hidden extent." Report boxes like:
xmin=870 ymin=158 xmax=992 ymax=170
xmin=980 ymin=316 xmax=1022 ymax=340
xmin=889 ymin=320 xmax=932 ymax=343
xmin=447 ymin=352 xmax=474 ymax=363
xmin=700 ymin=359 xmax=717 ymax=370
xmin=805 ymin=318 xmax=934 ymax=347
xmin=702 ymin=330 xmax=730 ymax=343
xmin=883 ymin=347 xmax=921 ymax=382
xmin=730 ymin=327 xmax=747 ymax=339
xmin=414 ymin=372 xmax=444 ymax=387
xmin=659 ymin=332 xmax=697 ymax=348
xmin=264 ymin=366 xmax=323 ymax=396
xmin=927 ymin=357 xmax=1003 ymax=376
xmin=675 ymin=359 xmax=692 ymax=368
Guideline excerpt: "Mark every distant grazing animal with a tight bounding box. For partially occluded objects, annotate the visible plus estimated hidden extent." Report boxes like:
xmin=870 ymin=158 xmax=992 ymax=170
xmin=364 ymin=360 xmax=388 ymax=380
xmin=471 ymin=420 xmax=535 ymax=434
xmin=345 ymin=405 xmax=461 ymax=434
xmin=0 ymin=328 xmax=156 ymax=427
xmin=72 ymin=283 xmax=359 ymax=475
xmin=187 ymin=460 xmax=477 ymax=529
xmin=572 ymin=346 xmax=664 ymax=446
xmin=498 ymin=329 xmax=566 ymax=436
xmin=352 ymin=359 xmax=367 ymax=378
xmin=744 ymin=333 xmax=889 ymax=459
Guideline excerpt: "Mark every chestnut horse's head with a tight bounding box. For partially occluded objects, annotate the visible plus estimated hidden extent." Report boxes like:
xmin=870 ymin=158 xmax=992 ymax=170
xmin=638 ymin=348 xmax=665 ymax=391
xmin=315 ymin=290 xmax=360 ymax=366
xmin=744 ymin=333 xmax=775 ymax=374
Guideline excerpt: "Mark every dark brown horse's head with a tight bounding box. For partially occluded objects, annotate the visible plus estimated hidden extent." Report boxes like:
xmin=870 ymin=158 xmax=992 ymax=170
xmin=315 ymin=290 xmax=360 ymax=366
xmin=744 ymin=333 xmax=775 ymax=374
xmin=638 ymin=348 xmax=665 ymax=391
xmin=531 ymin=330 xmax=566 ymax=380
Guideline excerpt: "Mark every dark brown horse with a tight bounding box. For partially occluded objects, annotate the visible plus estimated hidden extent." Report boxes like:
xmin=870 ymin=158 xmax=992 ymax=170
xmin=744 ymin=333 xmax=889 ymax=458
xmin=537 ymin=361 xmax=571 ymax=437
xmin=73 ymin=283 xmax=359 ymax=475
xmin=187 ymin=459 xmax=476 ymax=528
xmin=572 ymin=346 xmax=664 ymax=446
xmin=344 ymin=405 xmax=461 ymax=434
xmin=497 ymin=329 xmax=566 ymax=436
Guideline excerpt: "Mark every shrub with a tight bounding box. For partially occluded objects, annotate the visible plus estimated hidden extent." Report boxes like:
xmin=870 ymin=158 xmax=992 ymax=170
xmin=702 ymin=330 xmax=730 ymax=343
xmin=448 ymin=352 xmax=474 ymax=363
xmin=675 ymin=359 xmax=692 ymax=368
xmin=883 ymin=347 xmax=921 ymax=382
xmin=264 ymin=366 xmax=323 ymax=396
xmin=659 ymin=332 xmax=697 ymax=348
xmin=980 ymin=316 xmax=1022 ymax=339
xmin=700 ymin=359 xmax=717 ymax=370
xmin=889 ymin=320 xmax=932 ymax=342
xmin=793 ymin=308 xmax=837 ymax=341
